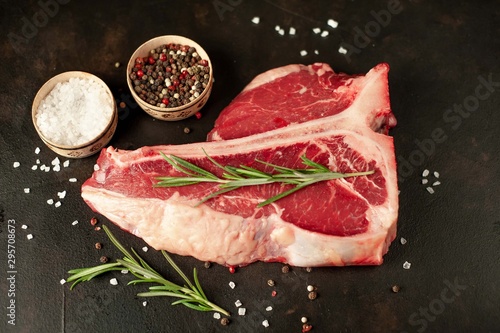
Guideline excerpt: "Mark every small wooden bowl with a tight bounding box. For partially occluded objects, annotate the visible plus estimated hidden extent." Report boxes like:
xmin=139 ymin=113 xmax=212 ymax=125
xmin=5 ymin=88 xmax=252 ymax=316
xmin=126 ymin=35 xmax=213 ymax=121
xmin=32 ymin=71 xmax=118 ymax=158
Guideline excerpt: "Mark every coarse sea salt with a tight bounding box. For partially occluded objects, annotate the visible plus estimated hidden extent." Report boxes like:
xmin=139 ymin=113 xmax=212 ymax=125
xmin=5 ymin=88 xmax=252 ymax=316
xmin=262 ymin=320 xmax=269 ymax=327
xmin=72 ymin=220 xmax=79 ymax=226
xmin=110 ymin=278 xmax=118 ymax=285
xmin=320 ymin=30 xmax=329 ymax=37
xmin=251 ymin=16 xmax=260 ymax=24
xmin=238 ymin=308 xmax=246 ymax=316
xmin=35 ymin=77 xmax=113 ymax=146
xmin=300 ymin=50 xmax=308 ymax=56
xmin=289 ymin=27 xmax=296 ymax=35
xmin=327 ymin=18 xmax=339 ymax=28
xmin=213 ymin=312 xmax=221 ymax=320
xmin=229 ymin=281 xmax=236 ymax=289
xmin=338 ymin=46 xmax=348 ymax=54
xmin=13 ymin=162 xmax=20 ymax=168
xmin=24 ymin=188 xmax=30 ymax=193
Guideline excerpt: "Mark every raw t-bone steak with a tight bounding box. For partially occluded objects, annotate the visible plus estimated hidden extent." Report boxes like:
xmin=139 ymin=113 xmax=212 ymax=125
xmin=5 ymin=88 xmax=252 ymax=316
xmin=81 ymin=63 xmax=398 ymax=267
xmin=207 ymin=63 xmax=396 ymax=141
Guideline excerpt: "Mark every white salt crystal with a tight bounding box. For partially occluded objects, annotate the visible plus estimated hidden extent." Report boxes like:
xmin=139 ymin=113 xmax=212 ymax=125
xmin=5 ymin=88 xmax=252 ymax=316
xmin=47 ymin=199 xmax=54 ymax=205
xmin=289 ymin=27 xmax=296 ymax=35
xmin=422 ymin=169 xmax=429 ymax=177
xmin=93 ymin=164 xmax=100 ymax=171
xmin=229 ymin=281 xmax=236 ymax=289
xmin=69 ymin=178 xmax=77 ymax=182
xmin=31 ymin=165 xmax=38 ymax=170
xmin=57 ymin=191 xmax=66 ymax=199
xmin=426 ymin=187 xmax=435 ymax=194
xmin=24 ymin=188 xmax=30 ymax=194
xmin=338 ymin=46 xmax=347 ymax=54
xmin=300 ymin=50 xmax=308 ymax=56
xmin=321 ymin=30 xmax=329 ymax=37
xmin=238 ymin=308 xmax=246 ymax=316
xmin=13 ymin=162 xmax=20 ymax=168
xmin=422 ymin=178 xmax=428 ymax=184
xmin=314 ymin=49 xmax=319 ymax=55
xmin=60 ymin=279 xmax=66 ymax=285
xmin=235 ymin=300 xmax=242 ymax=307
xmin=27 ymin=234 xmax=33 ymax=240
xmin=434 ymin=171 xmax=440 ymax=178
xmin=142 ymin=301 xmax=148 ymax=307
xmin=278 ymin=28 xmax=285 ymax=36
xmin=251 ymin=16 xmax=260 ymax=24
xmin=21 ymin=224 xmax=28 ymax=229
xmin=275 ymin=25 xmax=280 ymax=31
xmin=35 ymin=147 xmax=40 ymax=154
xmin=63 ymin=160 xmax=70 ymax=168
xmin=121 ymin=270 xmax=128 ymax=274
xmin=142 ymin=246 xmax=148 ymax=252
xmin=213 ymin=312 xmax=221 ymax=319
xmin=403 ymin=261 xmax=411 ymax=269
xmin=40 ymin=164 xmax=46 ymax=171
xmin=400 ymin=237 xmax=407 ymax=245
xmin=54 ymin=201 xmax=62 ymax=208
xmin=266 ymin=306 xmax=273 ymax=311
xmin=262 ymin=320 xmax=269 ymax=327
xmin=327 ymin=18 xmax=339 ymax=28
xmin=45 ymin=167 xmax=50 ymax=172
xmin=53 ymin=165 xmax=61 ymax=172
xmin=35 ymin=77 xmax=113 ymax=146
xmin=110 ymin=278 xmax=118 ymax=285
xmin=72 ymin=220 xmax=79 ymax=226
xmin=51 ymin=157 xmax=60 ymax=165
xmin=36 ymin=159 xmax=40 ymax=164
xmin=312 ymin=27 xmax=321 ymax=34
xmin=433 ymin=181 xmax=441 ymax=186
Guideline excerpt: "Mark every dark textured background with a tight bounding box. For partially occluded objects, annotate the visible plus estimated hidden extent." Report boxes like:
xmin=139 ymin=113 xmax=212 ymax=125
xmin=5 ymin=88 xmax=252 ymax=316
xmin=1 ymin=1 xmax=499 ymax=332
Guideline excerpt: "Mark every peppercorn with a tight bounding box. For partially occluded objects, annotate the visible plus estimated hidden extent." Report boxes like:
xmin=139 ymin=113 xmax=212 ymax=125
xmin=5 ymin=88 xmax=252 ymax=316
xmin=308 ymin=291 xmax=317 ymax=300
xmin=220 ymin=318 xmax=230 ymax=326
xmin=267 ymin=279 xmax=275 ymax=287
xmin=95 ymin=242 xmax=102 ymax=250
xmin=204 ymin=261 xmax=211 ymax=268
xmin=99 ymin=256 xmax=108 ymax=263
xmin=391 ymin=285 xmax=400 ymax=293
xmin=90 ymin=217 xmax=98 ymax=226
xmin=302 ymin=323 xmax=313 ymax=332
xmin=119 ymin=102 xmax=126 ymax=109
xmin=183 ymin=127 xmax=191 ymax=134
xmin=306 ymin=267 xmax=312 ymax=273
xmin=282 ymin=265 xmax=290 ymax=273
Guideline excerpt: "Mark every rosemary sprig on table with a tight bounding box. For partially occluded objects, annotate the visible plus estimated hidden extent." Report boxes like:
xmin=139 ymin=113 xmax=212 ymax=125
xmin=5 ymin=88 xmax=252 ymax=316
xmin=156 ymin=151 xmax=375 ymax=207
xmin=66 ymin=225 xmax=229 ymax=316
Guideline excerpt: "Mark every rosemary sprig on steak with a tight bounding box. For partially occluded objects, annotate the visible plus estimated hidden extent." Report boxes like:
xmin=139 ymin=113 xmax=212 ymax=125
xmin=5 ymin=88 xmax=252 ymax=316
xmin=156 ymin=151 xmax=375 ymax=207
xmin=66 ymin=225 xmax=230 ymax=316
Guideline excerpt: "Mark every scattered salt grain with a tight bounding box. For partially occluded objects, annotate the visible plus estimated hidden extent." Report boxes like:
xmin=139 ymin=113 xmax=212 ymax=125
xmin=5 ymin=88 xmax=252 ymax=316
xmin=266 ymin=306 xmax=273 ymax=311
xmin=422 ymin=169 xmax=429 ymax=177
xmin=301 ymin=317 xmax=308 ymax=323
xmin=35 ymin=147 xmax=41 ymax=154
xmin=251 ymin=16 xmax=260 ymax=24
xmin=142 ymin=246 xmax=148 ymax=252
xmin=314 ymin=49 xmax=319 ymax=55
xmin=300 ymin=50 xmax=308 ymax=56
xmin=403 ymin=261 xmax=411 ymax=269
xmin=238 ymin=308 xmax=246 ymax=316
xmin=434 ymin=171 xmax=440 ymax=178
xmin=426 ymin=187 xmax=435 ymax=194
xmin=27 ymin=234 xmax=33 ymax=240
xmin=422 ymin=178 xmax=428 ymax=184
xmin=235 ymin=300 xmax=242 ymax=307
xmin=312 ymin=27 xmax=321 ymax=34
xmin=142 ymin=301 xmax=148 ymax=307
xmin=338 ymin=46 xmax=347 ymax=54
xmin=72 ymin=220 xmax=79 ymax=226
xmin=275 ymin=25 xmax=280 ymax=32
xmin=60 ymin=279 xmax=66 ymax=285
xmin=307 ymin=285 xmax=314 ymax=292
xmin=54 ymin=201 xmax=62 ymax=208
xmin=289 ymin=27 xmax=296 ymax=35
xmin=40 ymin=164 xmax=46 ymax=171
xmin=63 ymin=160 xmax=70 ymax=168
xmin=400 ymin=237 xmax=407 ymax=245
xmin=21 ymin=224 xmax=28 ymax=229
xmin=36 ymin=159 xmax=40 ymax=164
xmin=229 ymin=281 xmax=236 ymax=289
xmin=53 ymin=164 xmax=61 ymax=172
xmin=47 ymin=199 xmax=54 ymax=205
xmin=278 ymin=28 xmax=285 ymax=36
xmin=262 ymin=320 xmax=269 ymax=328
xmin=51 ymin=157 xmax=60 ymax=165
xmin=213 ymin=312 xmax=221 ymax=320
xmin=31 ymin=165 xmax=38 ymax=170
xmin=433 ymin=181 xmax=441 ymax=186
xmin=13 ymin=162 xmax=20 ymax=168
xmin=35 ymin=77 xmax=113 ymax=146
xmin=24 ymin=188 xmax=30 ymax=194
xmin=110 ymin=278 xmax=118 ymax=285
xmin=69 ymin=178 xmax=77 ymax=182
xmin=57 ymin=191 xmax=66 ymax=199
xmin=320 ymin=30 xmax=329 ymax=37
xmin=121 ymin=270 xmax=128 ymax=274
xmin=327 ymin=18 xmax=339 ymax=28
xmin=93 ymin=164 xmax=100 ymax=171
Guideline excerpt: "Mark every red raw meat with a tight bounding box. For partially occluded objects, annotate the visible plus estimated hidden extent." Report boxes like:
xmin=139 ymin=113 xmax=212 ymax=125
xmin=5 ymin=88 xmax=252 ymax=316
xmin=81 ymin=63 xmax=398 ymax=267
xmin=207 ymin=63 xmax=396 ymax=141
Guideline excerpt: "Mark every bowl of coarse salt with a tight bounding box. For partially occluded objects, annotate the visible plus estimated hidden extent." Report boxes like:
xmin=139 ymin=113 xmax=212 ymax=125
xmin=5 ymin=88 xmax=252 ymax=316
xmin=126 ymin=35 xmax=213 ymax=121
xmin=32 ymin=71 xmax=118 ymax=158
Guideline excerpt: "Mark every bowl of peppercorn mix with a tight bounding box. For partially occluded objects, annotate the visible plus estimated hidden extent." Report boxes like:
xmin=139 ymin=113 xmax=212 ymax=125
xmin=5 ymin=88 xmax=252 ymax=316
xmin=126 ymin=35 xmax=213 ymax=121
